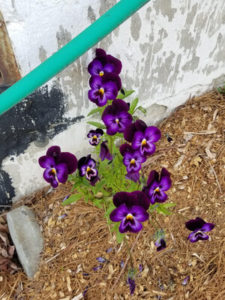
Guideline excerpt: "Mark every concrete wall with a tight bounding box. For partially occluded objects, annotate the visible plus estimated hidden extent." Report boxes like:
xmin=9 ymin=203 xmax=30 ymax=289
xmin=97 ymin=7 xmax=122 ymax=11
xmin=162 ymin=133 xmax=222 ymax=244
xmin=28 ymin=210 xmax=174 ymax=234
xmin=0 ymin=0 xmax=225 ymax=204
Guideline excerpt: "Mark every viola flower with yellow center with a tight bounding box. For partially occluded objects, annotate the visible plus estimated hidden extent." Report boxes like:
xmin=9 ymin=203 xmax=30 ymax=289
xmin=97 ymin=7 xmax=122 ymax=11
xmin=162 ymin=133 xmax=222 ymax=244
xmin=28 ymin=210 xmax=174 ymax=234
xmin=143 ymin=168 xmax=172 ymax=204
xmin=87 ymin=128 xmax=104 ymax=146
xmin=88 ymin=74 xmax=121 ymax=107
xmin=88 ymin=48 xmax=122 ymax=77
xmin=102 ymin=99 xmax=132 ymax=135
xmin=185 ymin=217 xmax=215 ymax=243
xmin=132 ymin=125 xmax=161 ymax=157
xmin=110 ymin=191 xmax=150 ymax=233
xmin=39 ymin=146 xmax=77 ymax=188
xmin=78 ymin=155 xmax=99 ymax=186
xmin=120 ymin=143 xmax=146 ymax=181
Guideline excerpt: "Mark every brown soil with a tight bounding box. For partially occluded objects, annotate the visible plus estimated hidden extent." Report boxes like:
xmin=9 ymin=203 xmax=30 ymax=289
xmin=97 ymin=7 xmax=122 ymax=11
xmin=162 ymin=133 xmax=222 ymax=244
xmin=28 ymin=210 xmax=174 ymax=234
xmin=1 ymin=90 xmax=225 ymax=300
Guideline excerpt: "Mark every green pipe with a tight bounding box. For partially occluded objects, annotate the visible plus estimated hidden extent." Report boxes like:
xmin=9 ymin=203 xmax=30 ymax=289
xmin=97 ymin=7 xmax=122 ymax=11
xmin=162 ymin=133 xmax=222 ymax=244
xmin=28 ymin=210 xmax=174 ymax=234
xmin=0 ymin=0 xmax=150 ymax=115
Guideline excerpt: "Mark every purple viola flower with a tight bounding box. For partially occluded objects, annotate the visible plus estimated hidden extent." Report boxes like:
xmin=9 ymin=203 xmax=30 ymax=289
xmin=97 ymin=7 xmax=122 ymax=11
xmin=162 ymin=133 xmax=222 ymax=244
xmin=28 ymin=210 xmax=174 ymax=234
xmin=88 ymin=74 xmax=121 ymax=107
xmin=39 ymin=146 xmax=77 ymax=188
xmin=124 ymin=119 xmax=147 ymax=143
xmin=87 ymin=128 xmax=103 ymax=146
xmin=185 ymin=217 xmax=215 ymax=243
xmin=88 ymin=48 xmax=122 ymax=77
xmin=143 ymin=168 xmax=172 ymax=204
xmin=155 ymin=238 xmax=166 ymax=251
xmin=120 ymin=143 xmax=146 ymax=174
xmin=110 ymin=191 xmax=150 ymax=233
xmin=100 ymin=141 xmax=112 ymax=161
xmin=132 ymin=126 xmax=161 ymax=156
xmin=102 ymin=99 xmax=132 ymax=135
xmin=78 ymin=155 xmax=99 ymax=185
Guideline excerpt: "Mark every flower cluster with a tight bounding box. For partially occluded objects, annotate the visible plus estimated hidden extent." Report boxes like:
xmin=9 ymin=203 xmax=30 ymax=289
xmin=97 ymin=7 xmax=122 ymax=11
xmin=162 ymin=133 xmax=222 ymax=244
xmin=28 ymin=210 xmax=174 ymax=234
xmin=88 ymin=48 xmax=122 ymax=107
xmin=37 ymin=48 xmax=216 ymax=296
xmin=120 ymin=120 xmax=161 ymax=182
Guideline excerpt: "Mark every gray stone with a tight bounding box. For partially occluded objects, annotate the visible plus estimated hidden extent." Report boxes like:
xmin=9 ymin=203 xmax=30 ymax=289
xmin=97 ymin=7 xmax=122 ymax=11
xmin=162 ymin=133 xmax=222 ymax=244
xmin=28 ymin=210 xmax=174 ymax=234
xmin=7 ymin=206 xmax=43 ymax=278
xmin=136 ymin=103 xmax=168 ymax=125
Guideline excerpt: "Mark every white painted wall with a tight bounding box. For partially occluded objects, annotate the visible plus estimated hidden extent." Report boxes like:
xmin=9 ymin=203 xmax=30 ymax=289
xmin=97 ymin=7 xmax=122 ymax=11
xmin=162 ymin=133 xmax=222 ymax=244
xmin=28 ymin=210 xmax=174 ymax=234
xmin=1 ymin=0 xmax=225 ymax=201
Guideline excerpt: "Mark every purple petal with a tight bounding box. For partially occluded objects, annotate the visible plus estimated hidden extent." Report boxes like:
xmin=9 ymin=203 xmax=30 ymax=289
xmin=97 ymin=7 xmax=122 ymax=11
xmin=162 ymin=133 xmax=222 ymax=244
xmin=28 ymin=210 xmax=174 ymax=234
xmin=110 ymin=203 xmax=128 ymax=222
xmin=185 ymin=217 xmax=206 ymax=231
xmin=139 ymin=264 xmax=143 ymax=272
xmin=127 ymin=278 xmax=136 ymax=295
xmin=130 ymin=206 xmax=149 ymax=222
xmin=56 ymin=163 xmax=68 ymax=183
xmin=201 ymin=223 xmax=215 ymax=232
xmin=120 ymin=143 xmax=133 ymax=156
xmin=113 ymin=191 xmax=150 ymax=210
xmin=132 ymin=131 xmax=144 ymax=150
xmin=96 ymin=257 xmax=107 ymax=263
xmin=59 ymin=152 xmax=77 ymax=174
xmin=155 ymin=191 xmax=168 ymax=203
xmin=145 ymin=126 xmax=161 ymax=143
xmin=124 ymin=120 xmax=147 ymax=143
xmin=43 ymin=168 xmax=55 ymax=182
xmin=100 ymin=141 xmax=112 ymax=161
xmin=182 ymin=276 xmax=190 ymax=286
xmin=39 ymin=156 xmax=55 ymax=168
xmin=119 ymin=217 xmax=143 ymax=233
xmin=93 ymin=265 xmax=103 ymax=271
xmin=188 ymin=231 xmax=209 ymax=242
xmin=88 ymin=59 xmax=103 ymax=76
xmin=141 ymin=142 xmax=156 ymax=156
xmin=43 ymin=169 xmax=58 ymax=188
xmin=155 ymin=238 xmax=166 ymax=251
xmin=147 ymin=170 xmax=159 ymax=186
xmin=96 ymin=48 xmax=106 ymax=57
xmin=89 ymin=75 xmax=102 ymax=89
xmin=46 ymin=146 xmax=61 ymax=159
xmin=102 ymin=73 xmax=121 ymax=90
xmin=126 ymin=171 xmax=140 ymax=182
xmin=159 ymin=169 xmax=172 ymax=191
xmin=105 ymin=54 xmax=122 ymax=74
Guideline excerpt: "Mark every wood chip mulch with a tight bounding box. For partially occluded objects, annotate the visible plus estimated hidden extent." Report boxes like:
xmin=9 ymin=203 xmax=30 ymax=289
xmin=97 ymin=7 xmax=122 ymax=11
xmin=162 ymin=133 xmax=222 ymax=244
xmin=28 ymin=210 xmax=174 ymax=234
xmin=0 ymin=90 xmax=225 ymax=300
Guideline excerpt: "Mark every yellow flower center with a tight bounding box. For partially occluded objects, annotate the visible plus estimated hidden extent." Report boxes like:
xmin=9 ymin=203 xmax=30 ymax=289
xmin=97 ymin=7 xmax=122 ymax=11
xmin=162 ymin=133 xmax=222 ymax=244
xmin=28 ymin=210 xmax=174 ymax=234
xmin=130 ymin=158 xmax=136 ymax=165
xmin=154 ymin=187 xmax=160 ymax=193
xmin=51 ymin=168 xmax=57 ymax=175
xmin=93 ymin=135 xmax=97 ymax=140
xmin=99 ymin=88 xmax=104 ymax=95
xmin=115 ymin=118 xmax=119 ymax=124
xmin=126 ymin=213 xmax=133 ymax=221
xmin=141 ymin=139 xmax=147 ymax=146
xmin=99 ymin=71 xmax=104 ymax=76
xmin=86 ymin=166 xmax=91 ymax=172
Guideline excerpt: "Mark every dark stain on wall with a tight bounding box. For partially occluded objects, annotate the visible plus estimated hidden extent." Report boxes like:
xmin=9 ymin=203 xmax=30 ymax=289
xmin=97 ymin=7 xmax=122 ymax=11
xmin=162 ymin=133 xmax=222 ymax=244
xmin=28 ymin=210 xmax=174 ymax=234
xmin=0 ymin=84 xmax=84 ymax=208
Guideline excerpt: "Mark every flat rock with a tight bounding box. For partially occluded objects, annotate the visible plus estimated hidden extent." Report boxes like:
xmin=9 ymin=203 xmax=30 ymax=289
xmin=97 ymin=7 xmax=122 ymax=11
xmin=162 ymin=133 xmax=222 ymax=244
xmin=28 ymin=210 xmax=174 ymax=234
xmin=7 ymin=206 xmax=43 ymax=278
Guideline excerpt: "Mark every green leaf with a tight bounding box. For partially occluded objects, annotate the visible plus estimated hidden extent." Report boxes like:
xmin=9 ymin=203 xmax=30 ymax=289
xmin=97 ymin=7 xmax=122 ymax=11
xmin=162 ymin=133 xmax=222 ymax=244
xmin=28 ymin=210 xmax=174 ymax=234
xmin=136 ymin=106 xmax=147 ymax=115
xmin=87 ymin=121 xmax=106 ymax=129
xmin=62 ymin=193 xmax=83 ymax=206
xmin=156 ymin=204 xmax=173 ymax=216
xmin=87 ymin=107 xmax=104 ymax=117
xmin=117 ymin=89 xmax=135 ymax=99
xmin=116 ymin=231 xmax=125 ymax=243
xmin=129 ymin=98 xmax=139 ymax=114
xmin=93 ymin=199 xmax=103 ymax=208
xmin=163 ymin=202 xmax=176 ymax=208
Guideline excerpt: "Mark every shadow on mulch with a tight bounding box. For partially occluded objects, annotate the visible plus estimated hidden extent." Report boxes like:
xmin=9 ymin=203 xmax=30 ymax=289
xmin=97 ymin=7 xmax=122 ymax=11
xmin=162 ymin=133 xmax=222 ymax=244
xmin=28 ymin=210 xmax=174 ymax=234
xmin=1 ymin=90 xmax=225 ymax=300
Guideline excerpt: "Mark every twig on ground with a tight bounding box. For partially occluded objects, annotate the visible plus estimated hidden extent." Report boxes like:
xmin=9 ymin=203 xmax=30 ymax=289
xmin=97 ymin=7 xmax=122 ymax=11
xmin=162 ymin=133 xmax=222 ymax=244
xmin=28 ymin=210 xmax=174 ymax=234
xmin=207 ymin=160 xmax=222 ymax=194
